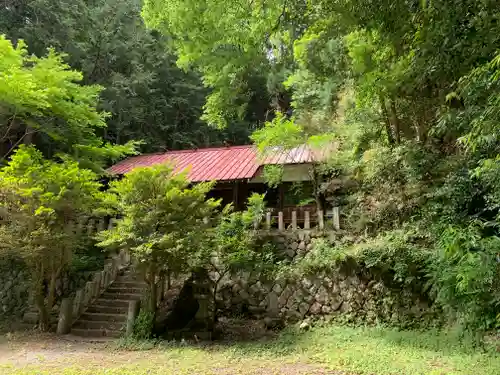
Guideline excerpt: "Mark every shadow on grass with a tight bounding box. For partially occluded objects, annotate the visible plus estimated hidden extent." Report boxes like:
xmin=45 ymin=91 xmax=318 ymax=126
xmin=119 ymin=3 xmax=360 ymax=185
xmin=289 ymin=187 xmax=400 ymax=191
xmin=133 ymin=322 xmax=500 ymax=361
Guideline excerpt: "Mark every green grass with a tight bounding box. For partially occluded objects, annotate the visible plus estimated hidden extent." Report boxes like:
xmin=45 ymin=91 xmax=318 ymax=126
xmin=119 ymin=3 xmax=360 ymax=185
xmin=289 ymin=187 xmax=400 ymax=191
xmin=1 ymin=324 xmax=499 ymax=374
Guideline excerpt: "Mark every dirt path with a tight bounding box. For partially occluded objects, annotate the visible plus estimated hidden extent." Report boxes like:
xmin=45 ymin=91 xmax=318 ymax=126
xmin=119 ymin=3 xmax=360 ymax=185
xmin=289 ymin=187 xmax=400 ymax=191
xmin=0 ymin=333 xmax=342 ymax=374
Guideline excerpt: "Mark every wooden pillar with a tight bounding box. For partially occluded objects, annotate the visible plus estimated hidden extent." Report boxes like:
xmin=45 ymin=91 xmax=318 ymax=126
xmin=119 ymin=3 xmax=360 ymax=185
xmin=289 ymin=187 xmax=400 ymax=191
xmin=278 ymin=211 xmax=284 ymax=231
xmin=304 ymin=211 xmax=310 ymax=230
xmin=333 ymin=206 xmax=340 ymax=231
xmin=278 ymin=184 xmax=285 ymax=210
xmin=232 ymin=181 xmax=239 ymax=210
xmin=266 ymin=212 xmax=272 ymax=230
xmin=291 ymin=211 xmax=297 ymax=230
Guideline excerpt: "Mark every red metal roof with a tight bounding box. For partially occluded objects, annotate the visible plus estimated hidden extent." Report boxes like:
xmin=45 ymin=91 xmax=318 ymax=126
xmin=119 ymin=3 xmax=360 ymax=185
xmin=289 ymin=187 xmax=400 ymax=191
xmin=107 ymin=145 xmax=319 ymax=182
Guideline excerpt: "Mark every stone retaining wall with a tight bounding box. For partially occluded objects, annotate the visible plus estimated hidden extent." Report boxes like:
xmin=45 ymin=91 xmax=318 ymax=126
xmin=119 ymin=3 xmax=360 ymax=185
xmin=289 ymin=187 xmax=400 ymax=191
xmin=0 ymin=255 xmax=103 ymax=322
xmin=0 ymin=257 xmax=30 ymax=319
xmin=216 ymin=231 xmax=430 ymax=326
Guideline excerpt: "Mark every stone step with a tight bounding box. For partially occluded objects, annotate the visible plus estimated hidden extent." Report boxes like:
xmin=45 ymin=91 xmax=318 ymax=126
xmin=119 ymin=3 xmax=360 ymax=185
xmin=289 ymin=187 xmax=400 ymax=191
xmin=115 ymin=273 xmax=144 ymax=283
xmin=73 ymin=320 xmax=125 ymax=330
xmin=106 ymin=286 xmax=144 ymax=294
xmin=71 ymin=328 xmax=122 ymax=338
xmin=101 ymin=292 xmax=141 ymax=300
xmin=110 ymin=281 xmax=146 ymax=289
xmin=93 ymin=298 xmax=132 ymax=308
xmin=80 ymin=313 xmax=127 ymax=322
xmin=85 ymin=305 xmax=129 ymax=314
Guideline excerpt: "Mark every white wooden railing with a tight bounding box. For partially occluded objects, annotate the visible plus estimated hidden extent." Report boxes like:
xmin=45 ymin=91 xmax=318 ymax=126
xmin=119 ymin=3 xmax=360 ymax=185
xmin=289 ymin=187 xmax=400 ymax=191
xmin=263 ymin=206 xmax=340 ymax=231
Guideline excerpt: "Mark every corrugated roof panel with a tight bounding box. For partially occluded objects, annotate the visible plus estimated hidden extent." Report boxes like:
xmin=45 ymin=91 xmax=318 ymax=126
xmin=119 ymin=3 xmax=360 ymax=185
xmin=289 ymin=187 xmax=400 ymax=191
xmin=107 ymin=144 xmax=324 ymax=182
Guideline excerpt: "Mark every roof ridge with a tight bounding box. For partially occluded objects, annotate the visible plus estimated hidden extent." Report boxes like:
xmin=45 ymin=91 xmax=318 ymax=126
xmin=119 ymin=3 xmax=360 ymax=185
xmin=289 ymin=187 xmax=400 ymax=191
xmin=164 ymin=145 xmax=254 ymax=154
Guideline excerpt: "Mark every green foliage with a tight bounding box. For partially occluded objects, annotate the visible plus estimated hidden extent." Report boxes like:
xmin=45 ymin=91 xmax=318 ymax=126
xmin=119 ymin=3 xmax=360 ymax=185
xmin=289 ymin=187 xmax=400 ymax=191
xmin=70 ymin=254 xmax=105 ymax=273
xmin=262 ymin=165 xmax=284 ymax=189
xmin=0 ymin=145 xmax=105 ymax=330
xmin=97 ymin=164 xmax=220 ymax=311
xmin=251 ymin=113 xmax=305 ymax=152
xmin=429 ymin=223 xmax=500 ymax=331
xmin=281 ymin=229 xmax=432 ymax=292
xmin=206 ymin=193 xmax=275 ymax=321
xmin=0 ymin=0 xmax=252 ymax=155
xmin=0 ymin=35 xmax=137 ymax=167
xmin=143 ymin=0 xmax=290 ymax=129
xmin=209 ymin=193 xmax=274 ymax=277
xmin=133 ymin=310 xmax=155 ymax=340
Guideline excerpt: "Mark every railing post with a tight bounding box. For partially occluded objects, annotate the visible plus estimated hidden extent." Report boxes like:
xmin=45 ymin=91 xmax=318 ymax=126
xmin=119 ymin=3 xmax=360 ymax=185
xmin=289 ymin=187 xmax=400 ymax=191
xmin=291 ymin=211 xmax=297 ymax=230
xmin=100 ymin=270 xmax=106 ymax=292
xmin=97 ymin=218 xmax=106 ymax=232
xmin=318 ymin=210 xmax=324 ymax=230
xmin=104 ymin=264 xmax=112 ymax=288
xmin=84 ymin=281 xmax=93 ymax=307
xmin=86 ymin=219 xmax=95 ymax=236
xmin=73 ymin=289 xmax=84 ymax=318
xmin=111 ymin=256 xmax=119 ymax=280
xmin=57 ymin=297 xmax=73 ymax=335
xmin=266 ymin=212 xmax=272 ymax=230
xmin=76 ymin=218 xmax=85 ymax=237
xmin=304 ymin=211 xmax=310 ymax=230
xmin=107 ymin=218 xmax=116 ymax=231
xmin=333 ymin=206 xmax=340 ymax=231
xmin=126 ymin=300 xmax=141 ymax=337
xmin=94 ymin=272 xmax=102 ymax=295
xmin=278 ymin=211 xmax=284 ymax=231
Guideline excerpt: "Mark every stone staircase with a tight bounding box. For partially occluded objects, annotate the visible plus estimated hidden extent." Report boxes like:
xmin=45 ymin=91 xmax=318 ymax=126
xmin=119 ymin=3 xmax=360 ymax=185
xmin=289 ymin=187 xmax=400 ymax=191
xmin=71 ymin=267 xmax=146 ymax=338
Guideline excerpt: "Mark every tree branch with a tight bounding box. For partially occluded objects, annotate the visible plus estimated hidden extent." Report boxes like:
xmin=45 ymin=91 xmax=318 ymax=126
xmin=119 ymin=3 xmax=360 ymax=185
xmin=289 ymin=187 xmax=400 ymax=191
xmin=1 ymin=112 xmax=18 ymax=141
xmin=1 ymin=128 xmax=37 ymax=160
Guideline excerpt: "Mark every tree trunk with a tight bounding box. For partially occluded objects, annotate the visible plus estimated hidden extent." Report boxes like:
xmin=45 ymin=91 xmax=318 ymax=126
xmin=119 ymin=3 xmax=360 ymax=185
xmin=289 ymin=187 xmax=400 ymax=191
xmin=212 ymin=268 xmax=227 ymax=326
xmin=35 ymin=288 xmax=49 ymax=332
xmin=149 ymin=276 xmax=157 ymax=313
xmin=380 ymin=96 xmax=395 ymax=145
xmin=389 ymin=99 xmax=401 ymax=144
xmin=47 ymin=271 xmax=58 ymax=311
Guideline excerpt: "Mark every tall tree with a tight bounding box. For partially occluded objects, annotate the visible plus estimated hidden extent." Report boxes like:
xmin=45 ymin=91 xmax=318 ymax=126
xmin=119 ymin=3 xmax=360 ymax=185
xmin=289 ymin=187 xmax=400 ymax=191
xmin=143 ymin=0 xmax=293 ymax=129
xmin=0 ymin=0 xmax=256 ymax=153
xmin=97 ymin=165 xmax=220 ymax=312
xmin=0 ymin=146 xmax=106 ymax=330
xmin=0 ymin=36 xmax=136 ymax=168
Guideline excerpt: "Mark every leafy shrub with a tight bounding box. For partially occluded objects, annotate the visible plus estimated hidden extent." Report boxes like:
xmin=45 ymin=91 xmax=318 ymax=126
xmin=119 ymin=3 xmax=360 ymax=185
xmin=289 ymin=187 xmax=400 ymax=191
xmin=70 ymin=253 xmax=106 ymax=273
xmin=340 ymin=142 xmax=438 ymax=234
xmin=429 ymin=223 xmax=500 ymax=331
xmin=133 ymin=310 xmax=155 ymax=340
